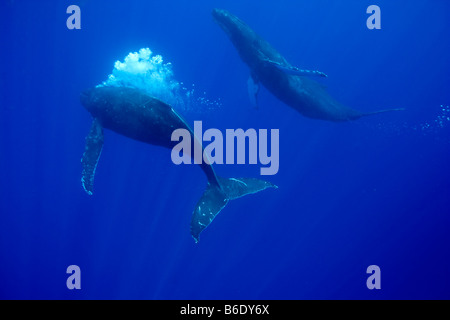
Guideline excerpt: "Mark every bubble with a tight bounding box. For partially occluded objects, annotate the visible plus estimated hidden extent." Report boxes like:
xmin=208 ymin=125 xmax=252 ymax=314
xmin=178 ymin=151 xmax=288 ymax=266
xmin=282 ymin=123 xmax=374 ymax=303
xmin=370 ymin=104 xmax=450 ymax=143
xmin=97 ymin=48 xmax=222 ymax=113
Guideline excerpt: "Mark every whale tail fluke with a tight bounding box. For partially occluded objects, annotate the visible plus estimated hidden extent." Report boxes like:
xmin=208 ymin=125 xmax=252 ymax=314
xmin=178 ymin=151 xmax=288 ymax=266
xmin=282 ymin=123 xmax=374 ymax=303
xmin=190 ymin=177 xmax=277 ymax=242
xmin=361 ymin=108 xmax=406 ymax=118
xmin=347 ymin=108 xmax=405 ymax=121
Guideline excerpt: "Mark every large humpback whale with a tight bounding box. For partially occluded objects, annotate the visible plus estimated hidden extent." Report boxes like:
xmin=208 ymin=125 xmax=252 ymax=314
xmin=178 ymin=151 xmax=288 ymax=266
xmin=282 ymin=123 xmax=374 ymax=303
xmin=212 ymin=9 xmax=403 ymax=122
xmin=80 ymin=86 xmax=276 ymax=242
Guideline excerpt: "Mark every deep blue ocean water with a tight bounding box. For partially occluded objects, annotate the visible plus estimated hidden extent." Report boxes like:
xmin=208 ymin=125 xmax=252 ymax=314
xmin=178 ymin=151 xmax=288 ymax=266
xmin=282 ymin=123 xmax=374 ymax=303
xmin=1 ymin=0 xmax=449 ymax=299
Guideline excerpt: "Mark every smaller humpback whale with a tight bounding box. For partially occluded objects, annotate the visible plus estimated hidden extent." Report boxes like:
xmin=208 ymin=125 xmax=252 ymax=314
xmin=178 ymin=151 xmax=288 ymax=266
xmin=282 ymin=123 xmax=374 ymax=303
xmin=212 ymin=9 xmax=404 ymax=122
xmin=80 ymin=86 xmax=276 ymax=242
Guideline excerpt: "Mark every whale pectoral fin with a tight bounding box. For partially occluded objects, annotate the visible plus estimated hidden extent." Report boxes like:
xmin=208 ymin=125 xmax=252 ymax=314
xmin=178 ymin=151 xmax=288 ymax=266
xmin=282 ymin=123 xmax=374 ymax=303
xmin=191 ymin=184 xmax=228 ymax=243
xmin=266 ymin=60 xmax=328 ymax=78
xmin=81 ymin=119 xmax=104 ymax=195
xmin=290 ymin=67 xmax=328 ymax=78
xmin=247 ymin=75 xmax=260 ymax=109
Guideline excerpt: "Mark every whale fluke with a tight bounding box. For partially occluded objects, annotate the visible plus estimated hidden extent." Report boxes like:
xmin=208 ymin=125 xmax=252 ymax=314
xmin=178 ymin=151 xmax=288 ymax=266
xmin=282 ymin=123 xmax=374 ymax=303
xmin=349 ymin=108 xmax=406 ymax=120
xmin=191 ymin=177 xmax=277 ymax=242
xmin=363 ymin=108 xmax=406 ymax=117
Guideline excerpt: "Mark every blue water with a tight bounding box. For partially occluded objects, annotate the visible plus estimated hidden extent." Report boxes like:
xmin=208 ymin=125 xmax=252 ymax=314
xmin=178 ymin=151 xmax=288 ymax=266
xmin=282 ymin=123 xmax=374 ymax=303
xmin=1 ymin=0 xmax=449 ymax=299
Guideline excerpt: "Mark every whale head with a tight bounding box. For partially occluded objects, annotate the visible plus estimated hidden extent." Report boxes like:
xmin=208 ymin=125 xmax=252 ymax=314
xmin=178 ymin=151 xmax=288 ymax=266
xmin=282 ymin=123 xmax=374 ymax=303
xmin=212 ymin=9 xmax=248 ymax=40
xmin=80 ymin=87 xmax=98 ymax=113
xmin=80 ymin=86 xmax=112 ymax=118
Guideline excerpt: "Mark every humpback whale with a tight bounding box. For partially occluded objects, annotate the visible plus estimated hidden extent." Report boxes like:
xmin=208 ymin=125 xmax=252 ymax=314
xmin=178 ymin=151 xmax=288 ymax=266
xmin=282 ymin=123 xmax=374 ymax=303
xmin=80 ymin=86 xmax=276 ymax=242
xmin=212 ymin=9 xmax=403 ymax=122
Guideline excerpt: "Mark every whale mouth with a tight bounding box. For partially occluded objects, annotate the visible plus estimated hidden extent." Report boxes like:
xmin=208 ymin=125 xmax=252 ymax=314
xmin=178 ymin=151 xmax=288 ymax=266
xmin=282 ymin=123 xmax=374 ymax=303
xmin=212 ymin=9 xmax=232 ymax=36
xmin=212 ymin=8 xmax=248 ymax=40
xmin=80 ymin=89 xmax=93 ymax=108
xmin=212 ymin=8 xmax=223 ymax=21
xmin=80 ymin=91 xmax=88 ymax=99
xmin=212 ymin=9 xmax=224 ymax=26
